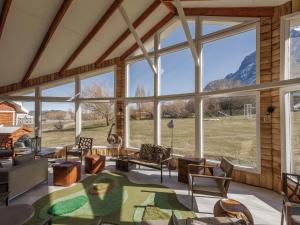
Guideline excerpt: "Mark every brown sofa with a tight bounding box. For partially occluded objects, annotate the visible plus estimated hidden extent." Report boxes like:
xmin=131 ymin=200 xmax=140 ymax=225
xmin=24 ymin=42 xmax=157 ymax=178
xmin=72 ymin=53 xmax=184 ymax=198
xmin=128 ymin=144 xmax=172 ymax=183
xmin=0 ymin=153 xmax=48 ymax=202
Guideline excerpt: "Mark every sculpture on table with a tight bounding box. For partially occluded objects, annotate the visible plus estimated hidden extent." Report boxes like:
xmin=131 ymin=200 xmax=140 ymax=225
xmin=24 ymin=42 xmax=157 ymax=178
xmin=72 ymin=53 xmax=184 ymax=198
xmin=107 ymin=123 xmax=122 ymax=158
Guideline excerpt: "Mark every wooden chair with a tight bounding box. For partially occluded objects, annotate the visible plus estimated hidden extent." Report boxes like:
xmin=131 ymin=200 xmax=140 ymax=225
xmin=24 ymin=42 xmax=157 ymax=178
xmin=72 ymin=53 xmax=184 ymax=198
xmin=65 ymin=137 xmax=93 ymax=164
xmin=188 ymin=157 xmax=234 ymax=209
xmin=281 ymin=172 xmax=300 ymax=225
xmin=0 ymin=137 xmax=14 ymax=160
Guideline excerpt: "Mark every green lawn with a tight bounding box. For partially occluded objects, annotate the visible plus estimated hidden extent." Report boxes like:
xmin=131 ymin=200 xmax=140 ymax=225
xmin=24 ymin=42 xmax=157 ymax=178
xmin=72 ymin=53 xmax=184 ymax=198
xmin=41 ymin=116 xmax=257 ymax=167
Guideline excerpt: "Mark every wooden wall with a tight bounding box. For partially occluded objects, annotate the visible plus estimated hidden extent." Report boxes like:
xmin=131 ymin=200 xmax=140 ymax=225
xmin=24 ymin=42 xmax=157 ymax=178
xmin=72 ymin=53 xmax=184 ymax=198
xmin=231 ymin=2 xmax=292 ymax=192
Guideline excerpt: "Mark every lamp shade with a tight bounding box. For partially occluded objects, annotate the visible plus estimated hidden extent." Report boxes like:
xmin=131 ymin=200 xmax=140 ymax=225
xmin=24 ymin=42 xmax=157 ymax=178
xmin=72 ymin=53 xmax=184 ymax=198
xmin=167 ymin=119 xmax=174 ymax=129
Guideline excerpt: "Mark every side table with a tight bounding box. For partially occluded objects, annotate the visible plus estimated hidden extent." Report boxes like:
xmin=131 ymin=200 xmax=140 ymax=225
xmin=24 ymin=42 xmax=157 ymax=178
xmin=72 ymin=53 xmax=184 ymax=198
xmin=116 ymin=157 xmax=132 ymax=172
xmin=178 ymin=156 xmax=206 ymax=183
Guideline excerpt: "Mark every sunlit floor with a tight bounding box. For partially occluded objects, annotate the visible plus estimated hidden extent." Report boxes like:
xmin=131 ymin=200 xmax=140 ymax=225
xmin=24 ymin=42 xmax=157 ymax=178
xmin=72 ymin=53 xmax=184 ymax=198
xmin=9 ymin=159 xmax=281 ymax=225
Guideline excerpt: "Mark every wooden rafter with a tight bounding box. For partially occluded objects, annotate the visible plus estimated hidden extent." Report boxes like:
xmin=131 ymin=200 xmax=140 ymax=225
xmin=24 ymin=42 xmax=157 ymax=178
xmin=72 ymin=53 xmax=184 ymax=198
xmin=121 ymin=12 xmax=175 ymax=59
xmin=174 ymin=0 xmax=198 ymax=65
xmin=161 ymin=0 xmax=177 ymax=14
xmin=184 ymin=7 xmax=274 ymax=17
xmin=21 ymin=0 xmax=73 ymax=84
xmin=95 ymin=0 xmax=161 ymax=66
xmin=119 ymin=5 xmax=156 ymax=74
xmin=59 ymin=0 xmax=123 ymax=73
xmin=0 ymin=0 xmax=12 ymax=40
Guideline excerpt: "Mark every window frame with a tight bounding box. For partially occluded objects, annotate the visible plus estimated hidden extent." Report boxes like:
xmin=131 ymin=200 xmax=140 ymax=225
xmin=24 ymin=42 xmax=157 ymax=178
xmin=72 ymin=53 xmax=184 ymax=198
xmin=125 ymin=16 xmax=261 ymax=172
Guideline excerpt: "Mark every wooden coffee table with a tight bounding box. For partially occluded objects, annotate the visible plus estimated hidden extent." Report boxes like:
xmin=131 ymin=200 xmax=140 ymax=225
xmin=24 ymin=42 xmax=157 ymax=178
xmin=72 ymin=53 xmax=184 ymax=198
xmin=214 ymin=199 xmax=254 ymax=225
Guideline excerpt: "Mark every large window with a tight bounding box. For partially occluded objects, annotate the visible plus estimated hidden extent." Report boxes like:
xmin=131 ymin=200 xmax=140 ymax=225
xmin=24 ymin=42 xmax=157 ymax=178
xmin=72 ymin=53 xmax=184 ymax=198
xmin=81 ymin=72 xmax=115 ymax=98
xmin=42 ymin=102 xmax=75 ymax=148
xmin=288 ymin=91 xmax=300 ymax=174
xmin=125 ymin=17 xmax=259 ymax=170
xmin=202 ymin=29 xmax=257 ymax=91
xmin=127 ymin=102 xmax=154 ymax=148
xmin=42 ymin=80 xmax=75 ymax=97
xmin=288 ymin=19 xmax=300 ymax=79
xmin=160 ymin=48 xmax=195 ymax=95
xmin=160 ymin=99 xmax=195 ymax=155
xmin=203 ymin=95 xmax=257 ymax=168
xmin=81 ymin=102 xmax=115 ymax=146
xmin=127 ymin=59 xmax=154 ymax=97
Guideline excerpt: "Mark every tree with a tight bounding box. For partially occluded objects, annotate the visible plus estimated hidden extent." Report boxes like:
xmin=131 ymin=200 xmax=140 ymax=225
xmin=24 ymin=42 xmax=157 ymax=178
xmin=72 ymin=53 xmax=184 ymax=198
xmin=82 ymin=82 xmax=114 ymax=126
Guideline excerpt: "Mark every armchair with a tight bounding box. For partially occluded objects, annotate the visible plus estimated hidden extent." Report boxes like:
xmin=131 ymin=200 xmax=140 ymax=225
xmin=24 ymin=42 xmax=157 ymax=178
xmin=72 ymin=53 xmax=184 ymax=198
xmin=65 ymin=137 xmax=93 ymax=164
xmin=188 ymin=157 xmax=234 ymax=209
xmin=0 ymin=137 xmax=14 ymax=160
xmin=281 ymin=172 xmax=300 ymax=225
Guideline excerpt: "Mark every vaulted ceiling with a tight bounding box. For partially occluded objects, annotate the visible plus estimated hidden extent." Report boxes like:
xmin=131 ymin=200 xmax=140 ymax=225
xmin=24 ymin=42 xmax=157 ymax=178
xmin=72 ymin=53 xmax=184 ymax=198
xmin=0 ymin=0 xmax=290 ymax=89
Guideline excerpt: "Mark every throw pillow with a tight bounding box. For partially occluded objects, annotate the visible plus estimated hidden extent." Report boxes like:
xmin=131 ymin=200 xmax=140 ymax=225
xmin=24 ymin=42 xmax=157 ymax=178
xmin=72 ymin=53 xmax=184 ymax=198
xmin=13 ymin=153 xmax=35 ymax=166
xmin=168 ymin=211 xmax=181 ymax=225
xmin=140 ymin=144 xmax=154 ymax=161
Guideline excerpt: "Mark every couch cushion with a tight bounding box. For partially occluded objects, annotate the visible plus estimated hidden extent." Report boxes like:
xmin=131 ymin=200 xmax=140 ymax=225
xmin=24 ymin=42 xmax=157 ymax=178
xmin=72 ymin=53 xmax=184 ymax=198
xmin=13 ymin=153 xmax=35 ymax=166
xmin=189 ymin=174 xmax=221 ymax=194
xmin=140 ymin=144 xmax=154 ymax=161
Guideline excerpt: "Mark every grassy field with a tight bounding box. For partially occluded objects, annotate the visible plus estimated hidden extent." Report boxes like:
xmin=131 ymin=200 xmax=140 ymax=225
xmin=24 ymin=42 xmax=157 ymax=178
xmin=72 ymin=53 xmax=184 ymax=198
xmin=40 ymin=116 xmax=257 ymax=167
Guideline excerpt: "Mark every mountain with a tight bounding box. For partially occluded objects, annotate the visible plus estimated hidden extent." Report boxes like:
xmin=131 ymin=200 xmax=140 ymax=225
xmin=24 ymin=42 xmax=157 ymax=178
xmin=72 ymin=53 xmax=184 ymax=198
xmin=204 ymin=51 xmax=256 ymax=91
xmin=204 ymin=28 xmax=300 ymax=91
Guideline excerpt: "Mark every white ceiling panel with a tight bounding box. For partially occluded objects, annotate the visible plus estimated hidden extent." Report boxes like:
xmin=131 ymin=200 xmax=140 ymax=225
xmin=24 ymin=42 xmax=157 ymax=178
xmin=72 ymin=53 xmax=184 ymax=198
xmin=31 ymin=0 xmax=112 ymax=78
xmin=0 ymin=0 xmax=61 ymax=86
xmin=136 ymin=4 xmax=169 ymax=37
xmin=69 ymin=10 xmax=127 ymax=69
xmin=107 ymin=34 xmax=137 ymax=59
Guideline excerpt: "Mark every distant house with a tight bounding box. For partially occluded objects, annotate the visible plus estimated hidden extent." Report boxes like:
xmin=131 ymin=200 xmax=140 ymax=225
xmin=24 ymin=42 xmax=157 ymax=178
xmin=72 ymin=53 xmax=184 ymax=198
xmin=0 ymin=101 xmax=32 ymax=144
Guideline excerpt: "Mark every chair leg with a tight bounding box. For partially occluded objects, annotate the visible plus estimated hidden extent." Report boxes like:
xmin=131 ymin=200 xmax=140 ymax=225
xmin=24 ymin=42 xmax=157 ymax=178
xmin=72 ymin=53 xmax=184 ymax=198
xmin=281 ymin=208 xmax=284 ymax=225
xmin=191 ymin=192 xmax=194 ymax=210
xmin=161 ymin=168 xmax=163 ymax=183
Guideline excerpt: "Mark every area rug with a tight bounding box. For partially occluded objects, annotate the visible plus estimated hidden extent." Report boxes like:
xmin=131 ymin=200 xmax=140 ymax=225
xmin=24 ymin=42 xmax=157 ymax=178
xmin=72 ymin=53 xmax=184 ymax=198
xmin=29 ymin=172 xmax=195 ymax=225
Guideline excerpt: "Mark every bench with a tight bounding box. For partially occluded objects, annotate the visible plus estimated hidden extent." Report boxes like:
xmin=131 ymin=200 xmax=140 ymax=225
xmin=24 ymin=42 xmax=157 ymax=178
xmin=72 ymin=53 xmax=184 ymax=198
xmin=128 ymin=144 xmax=172 ymax=183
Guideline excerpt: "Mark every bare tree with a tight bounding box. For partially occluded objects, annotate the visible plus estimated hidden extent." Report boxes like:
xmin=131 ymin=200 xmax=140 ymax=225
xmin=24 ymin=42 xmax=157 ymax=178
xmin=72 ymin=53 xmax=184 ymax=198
xmin=82 ymin=82 xmax=114 ymax=126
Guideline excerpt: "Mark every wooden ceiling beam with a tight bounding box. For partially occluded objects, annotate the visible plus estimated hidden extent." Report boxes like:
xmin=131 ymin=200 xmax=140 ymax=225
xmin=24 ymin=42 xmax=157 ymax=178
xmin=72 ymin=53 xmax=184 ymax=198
xmin=161 ymin=0 xmax=177 ymax=14
xmin=183 ymin=7 xmax=275 ymax=17
xmin=21 ymin=0 xmax=73 ymax=84
xmin=95 ymin=0 xmax=161 ymax=66
xmin=59 ymin=0 xmax=123 ymax=73
xmin=0 ymin=0 xmax=12 ymax=40
xmin=121 ymin=12 xmax=175 ymax=60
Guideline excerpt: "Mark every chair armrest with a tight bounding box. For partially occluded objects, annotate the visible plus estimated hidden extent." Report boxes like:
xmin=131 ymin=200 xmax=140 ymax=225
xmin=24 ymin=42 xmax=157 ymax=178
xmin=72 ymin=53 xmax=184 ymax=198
xmin=128 ymin=152 xmax=139 ymax=156
xmin=161 ymin=157 xmax=172 ymax=163
xmin=190 ymin=173 xmax=232 ymax=181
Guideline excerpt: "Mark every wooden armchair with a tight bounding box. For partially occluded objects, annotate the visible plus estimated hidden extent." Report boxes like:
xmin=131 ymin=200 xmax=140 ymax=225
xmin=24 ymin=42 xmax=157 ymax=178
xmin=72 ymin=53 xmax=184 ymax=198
xmin=281 ymin=172 xmax=300 ymax=225
xmin=188 ymin=157 xmax=234 ymax=209
xmin=0 ymin=137 xmax=14 ymax=160
xmin=65 ymin=137 xmax=93 ymax=164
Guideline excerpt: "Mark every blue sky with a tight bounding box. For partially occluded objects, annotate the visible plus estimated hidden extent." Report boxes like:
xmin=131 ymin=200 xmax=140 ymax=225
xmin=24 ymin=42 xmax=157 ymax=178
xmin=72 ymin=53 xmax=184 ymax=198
xmin=22 ymin=22 xmax=256 ymax=111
